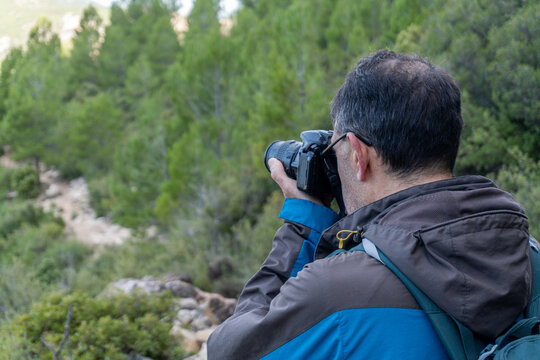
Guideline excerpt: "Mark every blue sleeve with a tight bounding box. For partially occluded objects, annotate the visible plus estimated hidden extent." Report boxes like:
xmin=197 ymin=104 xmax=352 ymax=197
xmin=279 ymin=199 xmax=340 ymax=277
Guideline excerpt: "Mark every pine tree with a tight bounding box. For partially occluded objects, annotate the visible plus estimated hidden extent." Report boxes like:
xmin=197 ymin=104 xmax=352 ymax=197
xmin=66 ymin=6 xmax=103 ymax=98
xmin=0 ymin=47 xmax=23 ymax=125
xmin=1 ymin=18 xmax=66 ymax=171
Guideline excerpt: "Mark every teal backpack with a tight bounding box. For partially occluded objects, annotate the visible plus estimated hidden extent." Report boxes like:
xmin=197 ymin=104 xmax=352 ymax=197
xmin=350 ymin=236 xmax=540 ymax=360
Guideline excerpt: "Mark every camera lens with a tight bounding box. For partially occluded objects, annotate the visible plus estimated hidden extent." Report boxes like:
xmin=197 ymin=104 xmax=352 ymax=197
xmin=264 ymin=140 xmax=301 ymax=179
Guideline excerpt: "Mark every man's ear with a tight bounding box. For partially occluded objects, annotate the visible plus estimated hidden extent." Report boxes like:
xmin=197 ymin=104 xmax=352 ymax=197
xmin=347 ymin=133 xmax=370 ymax=181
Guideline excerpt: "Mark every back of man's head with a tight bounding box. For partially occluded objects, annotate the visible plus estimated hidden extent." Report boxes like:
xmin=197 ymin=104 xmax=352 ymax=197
xmin=331 ymin=50 xmax=463 ymax=178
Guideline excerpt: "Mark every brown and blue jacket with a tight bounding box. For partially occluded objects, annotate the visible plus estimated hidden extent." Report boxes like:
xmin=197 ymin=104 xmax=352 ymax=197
xmin=207 ymin=176 xmax=532 ymax=359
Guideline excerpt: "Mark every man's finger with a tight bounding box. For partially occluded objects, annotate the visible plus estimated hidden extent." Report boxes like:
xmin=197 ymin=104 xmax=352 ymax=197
xmin=269 ymin=158 xmax=296 ymax=196
xmin=268 ymin=158 xmax=326 ymax=205
xmin=268 ymin=158 xmax=286 ymax=185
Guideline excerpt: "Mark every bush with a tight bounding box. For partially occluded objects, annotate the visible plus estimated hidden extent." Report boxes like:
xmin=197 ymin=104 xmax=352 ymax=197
xmin=165 ymin=190 xmax=283 ymax=296
xmin=0 ymin=220 xmax=87 ymax=279
xmin=0 ymin=200 xmax=62 ymax=239
xmin=87 ymin=175 xmax=114 ymax=218
xmin=0 ymin=260 xmax=44 ymax=324
xmin=3 ymin=291 xmax=184 ymax=360
xmin=493 ymin=148 xmax=540 ymax=239
xmin=0 ymin=167 xmax=9 ymax=196
xmin=0 ymin=203 xmax=90 ymax=312
xmin=36 ymin=240 xmax=91 ymax=286
xmin=72 ymin=238 xmax=181 ymax=296
xmin=8 ymin=166 xmax=40 ymax=198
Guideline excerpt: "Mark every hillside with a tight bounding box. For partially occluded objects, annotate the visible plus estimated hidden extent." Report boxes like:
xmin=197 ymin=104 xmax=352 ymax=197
xmin=0 ymin=0 xmax=109 ymax=59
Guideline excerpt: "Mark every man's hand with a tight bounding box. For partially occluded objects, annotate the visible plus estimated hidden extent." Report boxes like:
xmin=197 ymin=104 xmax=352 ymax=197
xmin=268 ymin=158 xmax=332 ymax=207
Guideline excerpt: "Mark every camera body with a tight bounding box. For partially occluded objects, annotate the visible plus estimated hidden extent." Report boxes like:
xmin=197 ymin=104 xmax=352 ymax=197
xmin=264 ymin=130 xmax=334 ymax=196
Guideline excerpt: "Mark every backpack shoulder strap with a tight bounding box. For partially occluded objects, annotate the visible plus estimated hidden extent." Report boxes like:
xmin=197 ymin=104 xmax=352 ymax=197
xmin=527 ymin=236 xmax=540 ymax=317
xmin=347 ymin=236 xmax=539 ymax=360
xmin=352 ymin=238 xmax=485 ymax=360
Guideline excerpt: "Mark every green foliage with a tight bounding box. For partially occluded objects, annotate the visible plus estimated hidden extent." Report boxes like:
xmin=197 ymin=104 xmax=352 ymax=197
xmin=1 ymin=18 xmax=66 ymax=167
xmin=0 ymin=47 xmax=23 ymax=122
xmin=98 ymin=0 xmax=178 ymax=90
xmin=0 ymin=260 xmax=44 ymax=324
xmin=0 ymin=165 xmax=40 ymax=199
xmin=159 ymin=190 xmax=282 ymax=295
xmin=72 ymin=238 xmax=174 ymax=296
xmin=423 ymin=0 xmax=538 ymax=162
xmin=381 ymin=0 xmax=427 ymax=44
xmin=493 ymin=149 xmax=540 ymax=239
xmin=455 ymin=94 xmax=509 ymax=175
xmin=394 ymin=24 xmax=423 ymax=54
xmin=0 ymin=196 xmax=91 ymax=319
xmin=0 ymin=199 xmax=61 ymax=239
xmin=3 ymin=291 xmax=183 ymax=359
xmin=67 ymin=5 xmax=103 ymax=98
xmin=10 ymin=166 xmax=39 ymax=198
xmin=485 ymin=1 xmax=540 ymax=156
xmin=0 ymin=214 xmax=89 ymax=288
xmin=227 ymin=191 xmax=284 ymax=277
xmin=54 ymin=93 xmax=124 ymax=177
xmin=108 ymin=94 xmax=170 ymax=227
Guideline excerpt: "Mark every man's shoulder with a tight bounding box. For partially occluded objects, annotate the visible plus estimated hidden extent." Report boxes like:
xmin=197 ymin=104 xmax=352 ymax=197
xmin=277 ymin=251 xmax=420 ymax=312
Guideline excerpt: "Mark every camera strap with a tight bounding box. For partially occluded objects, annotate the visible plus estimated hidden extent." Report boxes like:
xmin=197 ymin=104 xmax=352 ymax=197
xmin=322 ymin=156 xmax=346 ymax=217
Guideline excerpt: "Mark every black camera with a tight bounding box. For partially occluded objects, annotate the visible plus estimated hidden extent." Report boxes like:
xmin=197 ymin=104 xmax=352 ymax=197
xmin=264 ymin=130 xmax=345 ymax=215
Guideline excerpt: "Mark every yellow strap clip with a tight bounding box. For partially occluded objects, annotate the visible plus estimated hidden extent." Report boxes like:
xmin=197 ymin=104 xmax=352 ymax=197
xmin=336 ymin=230 xmax=358 ymax=249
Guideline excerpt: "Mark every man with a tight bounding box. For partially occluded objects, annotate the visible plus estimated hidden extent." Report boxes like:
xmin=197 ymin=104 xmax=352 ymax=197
xmin=207 ymin=50 xmax=532 ymax=359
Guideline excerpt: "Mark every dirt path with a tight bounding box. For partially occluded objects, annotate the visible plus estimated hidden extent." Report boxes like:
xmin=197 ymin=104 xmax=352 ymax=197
xmin=1 ymin=150 xmax=131 ymax=246
xmin=39 ymin=170 xmax=131 ymax=246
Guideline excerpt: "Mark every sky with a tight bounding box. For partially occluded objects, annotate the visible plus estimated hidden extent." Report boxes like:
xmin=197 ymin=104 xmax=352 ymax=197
xmin=90 ymin=0 xmax=241 ymax=17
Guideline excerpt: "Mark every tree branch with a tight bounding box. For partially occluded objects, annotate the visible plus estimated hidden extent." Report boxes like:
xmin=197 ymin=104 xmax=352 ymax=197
xmin=40 ymin=305 xmax=73 ymax=360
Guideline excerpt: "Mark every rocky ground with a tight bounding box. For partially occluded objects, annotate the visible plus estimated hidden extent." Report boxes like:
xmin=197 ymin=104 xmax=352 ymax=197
xmin=39 ymin=169 xmax=131 ymax=246
xmin=104 ymin=275 xmax=237 ymax=359
xmin=1 ymin=149 xmax=131 ymax=246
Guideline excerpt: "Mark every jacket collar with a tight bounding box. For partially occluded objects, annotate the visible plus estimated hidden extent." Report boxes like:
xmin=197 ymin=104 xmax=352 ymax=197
xmin=315 ymin=175 xmax=497 ymax=259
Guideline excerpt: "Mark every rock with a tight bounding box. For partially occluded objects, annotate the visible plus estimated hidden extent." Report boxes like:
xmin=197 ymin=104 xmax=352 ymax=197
xmin=177 ymin=309 xmax=195 ymax=325
xmin=102 ymin=278 xmax=164 ymax=296
xmin=45 ymin=184 xmax=61 ymax=199
xmin=103 ymin=279 xmax=138 ymax=295
xmin=127 ymin=354 xmax=154 ymax=360
xmin=160 ymin=273 xmax=193 ymax=284
xmin=145 ymin=225 xmax=158 ymax=238
xmin=165 ymin=280 xmax=198 ymax=298
xmin=203 ymin=294 xmax=237 ymax=325
xmin=138 ymin=279 xmax=164 ymax=294
xmin=172 ymin=326 xmax=200 ymax=354
xmin=184 ymin=342 xmax=207 ymax=360
xmin=99 ymin=275 xmax=234 ymax=360
xmin=191 ymin=315 xmax=212 ymax=331
xmin=179 ymin=298 xmax=198 ymax=310
xmin=195 ymin=327 xmax=216 ymax=343
xmin=41 ymin=169 xmax=60 ymax=183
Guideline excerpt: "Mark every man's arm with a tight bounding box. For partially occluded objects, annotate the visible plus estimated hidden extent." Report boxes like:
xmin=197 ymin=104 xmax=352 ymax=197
xmin=207 ymin=198 xmax=339 ymax=359
xmin=236 ymin=198 xmax=340 ymax=312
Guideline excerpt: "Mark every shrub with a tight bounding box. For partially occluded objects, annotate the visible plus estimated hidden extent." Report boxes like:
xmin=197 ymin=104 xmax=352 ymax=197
xmin=72 ymin=239 xmax=180 ymax=296
xmin=36 ymin=240 xmax=91 ymax=286
xmin=0 ymin=260 xmax=44 ymax=324
xmin=493 ymin=148 xmax=540 ymax=239
xmin=8 ymin=165 xmax=40 ymax=199
xmin=4 ymin=291 xmax=184 ymax=360
xmin=0 ymin=201 xmax=61 ymax=239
